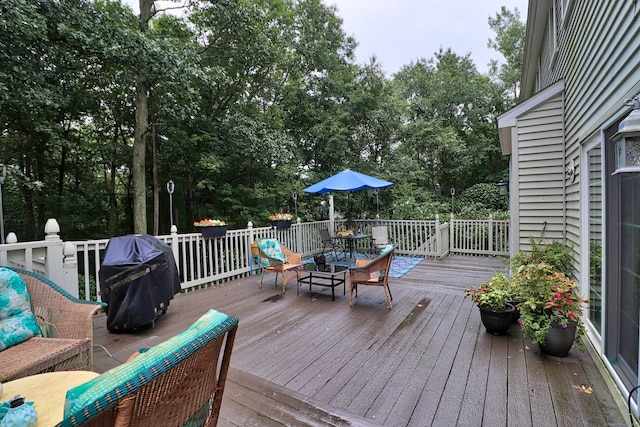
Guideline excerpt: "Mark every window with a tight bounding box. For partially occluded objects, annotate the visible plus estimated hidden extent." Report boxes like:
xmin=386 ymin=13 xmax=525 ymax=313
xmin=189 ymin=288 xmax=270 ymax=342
xmin=586 ymin=143 xmax=602 ymax=333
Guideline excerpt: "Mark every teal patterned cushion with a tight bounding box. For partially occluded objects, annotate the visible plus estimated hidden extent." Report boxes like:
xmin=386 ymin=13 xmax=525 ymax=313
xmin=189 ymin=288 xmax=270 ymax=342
xmin=0 ymin=267 xmax=41 ymax=351
xmin=258 ymin=239 xmax=286 ymax=268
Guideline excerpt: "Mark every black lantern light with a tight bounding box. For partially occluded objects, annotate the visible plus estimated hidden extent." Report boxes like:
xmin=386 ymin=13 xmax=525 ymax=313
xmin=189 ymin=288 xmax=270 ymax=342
xmin=610 ymin=96 xmax=640 ymax=174
xmin=497 ymin=179 xmax=509 ymax=195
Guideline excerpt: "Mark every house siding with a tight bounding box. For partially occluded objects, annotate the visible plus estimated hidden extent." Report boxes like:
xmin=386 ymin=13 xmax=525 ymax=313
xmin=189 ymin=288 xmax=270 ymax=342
xmin=504 ymin=0 xmax=640 ymax=412
xmin=527 ymin=0 xmax=640 ymax=288
xmin=514 ymin=93 xmax=564 ymax=251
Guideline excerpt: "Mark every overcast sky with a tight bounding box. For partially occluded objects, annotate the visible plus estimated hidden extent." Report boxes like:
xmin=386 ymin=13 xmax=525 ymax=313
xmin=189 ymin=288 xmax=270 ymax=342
xmin=324 ymin=0 xmax=529 ymax=75
xmin=125 ymin=0 xmax=529 ymax=75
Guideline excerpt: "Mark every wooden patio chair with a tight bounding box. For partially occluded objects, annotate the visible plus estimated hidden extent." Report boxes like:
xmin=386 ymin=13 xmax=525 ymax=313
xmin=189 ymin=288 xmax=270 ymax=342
xmin=257 ymin=238 xmax=302 ymax=293
xmin=348 ymin=245 xmax=395 ymax=310
xmin=0 ymin=266 xmax=104 ymax=382
xmin=59 ymin=309 xmax=239 ymax=427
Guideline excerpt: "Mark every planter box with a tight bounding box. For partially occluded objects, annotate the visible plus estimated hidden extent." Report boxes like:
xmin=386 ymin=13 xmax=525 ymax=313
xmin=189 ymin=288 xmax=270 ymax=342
xmin=271 ymin=220 xmax=291 ymax=230
xmin=199 ymin=225 xmax=227 ymax=238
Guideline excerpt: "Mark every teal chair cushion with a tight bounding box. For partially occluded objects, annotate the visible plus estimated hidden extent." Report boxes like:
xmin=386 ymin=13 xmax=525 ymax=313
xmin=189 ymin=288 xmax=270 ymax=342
xmin=0 ymin=267 xmax=41 ymax=351
xmin=380 ymin=244 xmax=394 ymax=256
xmin=259 ymin=239 xmax=286 ymax=268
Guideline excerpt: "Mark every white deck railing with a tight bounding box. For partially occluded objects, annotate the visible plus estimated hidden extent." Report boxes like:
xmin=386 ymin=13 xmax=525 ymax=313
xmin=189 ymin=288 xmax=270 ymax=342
xmin=0 ymin=215 xmax=508 ymax=301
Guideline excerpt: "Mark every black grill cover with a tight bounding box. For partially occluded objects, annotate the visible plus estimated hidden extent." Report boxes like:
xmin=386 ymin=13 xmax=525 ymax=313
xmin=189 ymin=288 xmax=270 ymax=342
xmin=99 ymin=234 xmax=181 ymax=332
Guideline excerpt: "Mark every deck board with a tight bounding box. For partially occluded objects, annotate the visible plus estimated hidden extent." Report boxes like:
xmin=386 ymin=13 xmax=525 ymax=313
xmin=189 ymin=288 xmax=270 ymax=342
xmin=91 ymin=255 xmax=629 ymax=426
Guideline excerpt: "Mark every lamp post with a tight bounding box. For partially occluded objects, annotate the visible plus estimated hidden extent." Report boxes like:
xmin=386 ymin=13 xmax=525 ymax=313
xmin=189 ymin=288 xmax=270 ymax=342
xmin=610 ymin=96 xmax=640 ymax=174
xmin=292 ymin=191 xmax=298 ymax=218
xmin=166 ymin=180 xmax=175 ymax=227
xmin=0 ymin=163 xmax=7 ymax=245
xmin=0 ymin=164 xmax=5 ymax=244
xmin=435 ymin=183 xmax=441 ymax=211
xmin=450 ymin=187 xmax=455 ymax=214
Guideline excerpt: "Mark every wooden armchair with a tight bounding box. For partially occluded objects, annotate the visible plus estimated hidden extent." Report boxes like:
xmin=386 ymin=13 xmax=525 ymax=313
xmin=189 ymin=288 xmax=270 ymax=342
xmin=0 ymin=267 xmax=104 ymax=382
xmin=348 ymin=246 xmax=395 ymax=310
xmin=59 ymin=310 xmax=239 ymax=427
xmin=257 ymin=238 xmax=302 ymax=293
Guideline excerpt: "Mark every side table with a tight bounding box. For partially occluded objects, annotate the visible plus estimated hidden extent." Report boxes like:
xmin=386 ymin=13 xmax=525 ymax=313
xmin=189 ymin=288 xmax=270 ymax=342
xmin=1 ymin=370 xmax=99 ymax=426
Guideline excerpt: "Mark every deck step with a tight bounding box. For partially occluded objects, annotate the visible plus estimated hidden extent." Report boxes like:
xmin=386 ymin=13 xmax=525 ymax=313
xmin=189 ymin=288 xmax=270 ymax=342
xmin=220 ymin=368 xmax=381 ymax=427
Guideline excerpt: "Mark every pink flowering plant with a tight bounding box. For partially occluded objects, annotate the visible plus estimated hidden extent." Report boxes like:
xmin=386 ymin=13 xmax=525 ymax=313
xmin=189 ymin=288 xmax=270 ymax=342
xmin=464 ymin=272 xmax=513 ymax=311
xmin=512 ymin=262 xmax=588 ymax=350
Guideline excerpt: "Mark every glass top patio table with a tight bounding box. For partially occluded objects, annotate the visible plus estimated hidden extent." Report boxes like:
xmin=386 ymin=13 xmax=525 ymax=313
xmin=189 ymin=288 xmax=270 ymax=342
xmin=333 ymin=234 xmax=371 ymax=258
xmin=297 ymin=262 xmax=349 ymax=301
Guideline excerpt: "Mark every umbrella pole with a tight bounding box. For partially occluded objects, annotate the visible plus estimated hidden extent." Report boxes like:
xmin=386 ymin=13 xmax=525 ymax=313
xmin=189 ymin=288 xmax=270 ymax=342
xmin=329 ymin=195 xmax=335 ymax=235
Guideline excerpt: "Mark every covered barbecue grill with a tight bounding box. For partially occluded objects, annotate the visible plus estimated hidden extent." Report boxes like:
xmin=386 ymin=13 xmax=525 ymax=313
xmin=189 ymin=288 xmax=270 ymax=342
xmin=99 ymin=234 xmax=181 ymax=332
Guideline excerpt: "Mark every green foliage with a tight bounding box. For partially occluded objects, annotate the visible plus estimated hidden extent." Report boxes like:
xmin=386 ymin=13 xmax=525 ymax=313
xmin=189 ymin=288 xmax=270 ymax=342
xmin=511 ymin=235 xmax=574 ymax=277
xmin=0 ymin=0 xmax=522 ymax=238
xmin=459 ymin=183 xmax=509 ymax=212
xmin=487 ymin=6 xmax=526 ymax=102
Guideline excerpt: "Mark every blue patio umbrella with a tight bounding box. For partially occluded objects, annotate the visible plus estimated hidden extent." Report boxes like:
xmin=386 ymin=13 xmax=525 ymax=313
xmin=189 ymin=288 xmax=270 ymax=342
xmin=303 ymin=169 xmax=393 ymax=225
xmin=303 ymin=169 xmax=393 ymax=194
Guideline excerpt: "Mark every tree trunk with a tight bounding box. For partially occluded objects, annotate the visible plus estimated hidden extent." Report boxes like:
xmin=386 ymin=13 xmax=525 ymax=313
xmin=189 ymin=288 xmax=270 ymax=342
xmin=133 ymin=72 xmax=148 ymax=235
xmin=132 ymin=0 xmax=154 ymax=234
xmin=151 ymin=92 xmax=159 ymax=236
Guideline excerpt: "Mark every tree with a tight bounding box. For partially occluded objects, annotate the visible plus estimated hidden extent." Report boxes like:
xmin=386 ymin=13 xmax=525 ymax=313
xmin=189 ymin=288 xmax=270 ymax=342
xmin=487 ymin=6 xmax=526 ymax=102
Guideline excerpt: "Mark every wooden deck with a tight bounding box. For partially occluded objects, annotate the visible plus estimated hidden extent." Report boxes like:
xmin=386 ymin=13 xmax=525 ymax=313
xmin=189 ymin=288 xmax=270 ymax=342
xmin=92 ymin=255 xmax=629 ymax=426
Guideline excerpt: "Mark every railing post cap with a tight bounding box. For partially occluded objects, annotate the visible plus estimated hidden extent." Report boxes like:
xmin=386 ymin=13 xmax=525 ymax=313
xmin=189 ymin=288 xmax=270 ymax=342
xmin=63 ymin=241 xmax=76 ymax=256
xmin=170 ymin=224 xmax=178 ymax=233
xmin=44 ymin=218 xmax=61 ymax=240
xmin=6 ymin=232 xmax=17 ymax=243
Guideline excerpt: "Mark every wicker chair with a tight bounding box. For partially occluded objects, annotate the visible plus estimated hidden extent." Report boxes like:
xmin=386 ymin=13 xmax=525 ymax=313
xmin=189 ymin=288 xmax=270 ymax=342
xmin=59 ymin=310 xmax=239 ymax=427
xmin=257 ymin=238 xmax=302 ymax=293
xmin=348 ymin=246 xmax=395 ymax=310
xmin=0 ymin=267 xmax=104 ymax=382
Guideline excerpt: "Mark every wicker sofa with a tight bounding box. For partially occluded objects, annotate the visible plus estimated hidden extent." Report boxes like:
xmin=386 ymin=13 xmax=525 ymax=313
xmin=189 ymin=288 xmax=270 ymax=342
xmin=0 ymin=267 xmax=104 ymax=382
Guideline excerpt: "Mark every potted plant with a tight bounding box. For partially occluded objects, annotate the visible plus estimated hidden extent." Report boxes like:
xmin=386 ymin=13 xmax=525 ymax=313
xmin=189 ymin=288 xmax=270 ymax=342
xmin=510 ymin=222 xmax=574 ymax=276
xmin=464 ymin=271 xmax=515 ymax=335
xmin=194 ymin=219 xmax=227 ymax=238
xmin=512 ymin=262 xmax=588 ymax=356
xmin=268 ymin=213 xmax=294 ymax=230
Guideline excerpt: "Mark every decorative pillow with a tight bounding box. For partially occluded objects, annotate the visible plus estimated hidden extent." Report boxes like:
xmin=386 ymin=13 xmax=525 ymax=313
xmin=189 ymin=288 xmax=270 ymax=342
xmin=258 ymin=239 xmax=286 ymax=268
xmin=0 ymin=268 xmax=41 ymax=351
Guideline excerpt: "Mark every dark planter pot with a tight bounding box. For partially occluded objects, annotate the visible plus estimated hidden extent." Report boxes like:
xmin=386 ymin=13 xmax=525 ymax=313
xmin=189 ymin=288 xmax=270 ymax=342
xmin=271 ymin=220 xmax=291 ymax=230
xmin=509 ymin=299 xmax=521 ymax=324
xmin=540 ymin=322 xmax=577 ymax=357
xmin=199 ymin=225 xmax=227 ymax=238
xmin=479 ymin=302 xmax=515 ymax=335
